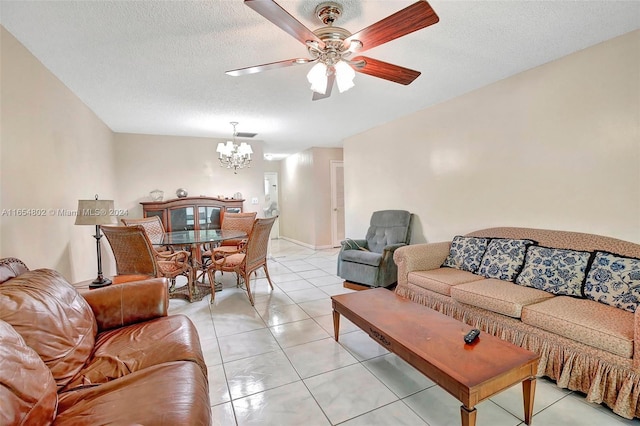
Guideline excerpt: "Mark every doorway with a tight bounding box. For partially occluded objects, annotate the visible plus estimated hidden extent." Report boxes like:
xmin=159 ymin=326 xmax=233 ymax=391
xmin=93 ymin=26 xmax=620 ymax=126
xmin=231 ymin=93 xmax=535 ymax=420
xmin=330 ymin=161 xmax=345 ymax=247
xmin=263 ymin=172 xmax=279 ymax=239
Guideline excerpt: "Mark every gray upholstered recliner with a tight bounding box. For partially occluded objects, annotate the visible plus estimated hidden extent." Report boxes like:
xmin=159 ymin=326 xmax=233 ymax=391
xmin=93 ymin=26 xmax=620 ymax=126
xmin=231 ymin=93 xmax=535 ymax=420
xmin=337 ymin=210 xmax=413 ymax=288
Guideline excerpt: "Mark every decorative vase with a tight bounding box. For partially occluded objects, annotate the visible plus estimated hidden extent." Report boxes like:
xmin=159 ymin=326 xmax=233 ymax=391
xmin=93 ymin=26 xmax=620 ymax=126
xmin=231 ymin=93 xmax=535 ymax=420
xmin=150 ymin=189 xmax=164 ymax=201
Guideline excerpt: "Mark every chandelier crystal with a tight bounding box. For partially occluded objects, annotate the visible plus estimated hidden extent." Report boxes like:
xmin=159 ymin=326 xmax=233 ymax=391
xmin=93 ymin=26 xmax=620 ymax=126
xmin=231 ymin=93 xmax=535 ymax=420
xmin=216 ymin=122 xmax=252 ymax=174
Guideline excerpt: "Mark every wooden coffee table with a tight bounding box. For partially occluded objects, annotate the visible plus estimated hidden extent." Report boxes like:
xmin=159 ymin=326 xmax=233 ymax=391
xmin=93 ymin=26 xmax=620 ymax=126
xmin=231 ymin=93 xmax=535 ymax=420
xmin=332 ymin=288 xmax=539 ymax=426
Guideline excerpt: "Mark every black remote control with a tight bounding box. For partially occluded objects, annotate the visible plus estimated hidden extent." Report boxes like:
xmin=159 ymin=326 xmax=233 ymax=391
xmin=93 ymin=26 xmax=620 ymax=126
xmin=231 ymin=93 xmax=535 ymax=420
xmin=464 ymin=329 xmax=480 ymax=344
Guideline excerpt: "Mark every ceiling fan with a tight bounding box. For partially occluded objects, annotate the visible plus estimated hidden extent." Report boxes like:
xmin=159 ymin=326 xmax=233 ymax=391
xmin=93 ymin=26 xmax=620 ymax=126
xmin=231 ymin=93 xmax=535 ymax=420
xmin=226 ymin=0 xmax=439 ymax=101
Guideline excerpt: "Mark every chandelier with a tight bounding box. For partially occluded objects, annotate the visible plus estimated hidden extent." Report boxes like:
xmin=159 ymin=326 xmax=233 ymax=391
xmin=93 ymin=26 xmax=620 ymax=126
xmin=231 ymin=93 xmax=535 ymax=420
xmin=216 ymin=122 xmax=253 ymax=174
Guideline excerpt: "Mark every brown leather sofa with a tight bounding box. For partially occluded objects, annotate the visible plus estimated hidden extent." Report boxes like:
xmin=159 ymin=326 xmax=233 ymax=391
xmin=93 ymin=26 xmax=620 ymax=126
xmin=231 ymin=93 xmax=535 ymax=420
xmin=0 ymin=257 xmax=211 ymax=425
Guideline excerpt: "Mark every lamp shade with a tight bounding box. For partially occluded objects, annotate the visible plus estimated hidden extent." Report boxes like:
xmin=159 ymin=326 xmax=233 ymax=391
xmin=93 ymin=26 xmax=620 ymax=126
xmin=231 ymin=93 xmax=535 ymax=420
xmin=74 ymin=199 xmax=117 ymax=226
xmin=238 ymin=142 xmax=253 ymax=156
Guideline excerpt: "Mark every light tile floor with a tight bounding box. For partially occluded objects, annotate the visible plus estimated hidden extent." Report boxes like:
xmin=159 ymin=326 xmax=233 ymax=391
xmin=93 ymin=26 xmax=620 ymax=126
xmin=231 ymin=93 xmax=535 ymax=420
xmin=168 ymin=239 xmax=638 ymax=426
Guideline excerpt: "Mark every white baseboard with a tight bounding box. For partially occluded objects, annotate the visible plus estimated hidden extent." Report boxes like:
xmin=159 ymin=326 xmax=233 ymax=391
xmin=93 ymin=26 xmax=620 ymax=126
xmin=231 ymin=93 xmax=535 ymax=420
xmin=279 ymin=236 xmax=334 ymax=250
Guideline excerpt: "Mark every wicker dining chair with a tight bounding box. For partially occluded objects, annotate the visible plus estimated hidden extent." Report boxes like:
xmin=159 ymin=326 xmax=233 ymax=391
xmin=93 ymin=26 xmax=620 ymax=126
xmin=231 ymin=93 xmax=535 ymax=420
xmin=101 ymin=225 xmax=194 ymax=301
xmin=206 ymin=216 xmax=277 ymax=305
xmin=201 ymin=212 xmax=257 ymax=263
xmin=121 ymin=216 xmax=174 ymax=255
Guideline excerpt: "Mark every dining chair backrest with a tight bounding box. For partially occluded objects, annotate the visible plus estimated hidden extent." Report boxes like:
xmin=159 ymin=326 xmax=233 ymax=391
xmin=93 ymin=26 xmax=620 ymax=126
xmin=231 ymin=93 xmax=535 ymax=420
xmin=121 ymin=216 xmax=166 ymax=241
xmin=220 ymin=212 xmax=257 ymax=247
xmin=244 ymin=217 xmax=277 ymax=271
xmin=101 ymin=225 xmax=159 ymax=277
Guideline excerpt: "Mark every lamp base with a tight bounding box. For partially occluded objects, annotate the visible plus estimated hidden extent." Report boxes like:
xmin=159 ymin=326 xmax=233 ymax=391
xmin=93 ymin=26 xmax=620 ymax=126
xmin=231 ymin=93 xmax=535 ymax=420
xmin=89 ymin=277 xmax=112 ymax=289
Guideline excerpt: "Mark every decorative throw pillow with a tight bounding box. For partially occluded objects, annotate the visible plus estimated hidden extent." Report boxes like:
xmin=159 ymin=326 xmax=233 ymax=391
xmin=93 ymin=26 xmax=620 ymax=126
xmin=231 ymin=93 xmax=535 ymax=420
xmin=442 ymin=236 xmax=490 ymax=273
xmin=584 ymin=251 xmax=640 ymax=313
xmin=478 ymin=238 xmax=536 ymax=281
xmin=515 ymin=246 xmax=591 ymax=296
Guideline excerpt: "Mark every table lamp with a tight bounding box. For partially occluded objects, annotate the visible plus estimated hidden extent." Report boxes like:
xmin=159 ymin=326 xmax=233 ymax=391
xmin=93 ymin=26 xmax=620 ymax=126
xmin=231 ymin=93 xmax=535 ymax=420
xmin=75 ymin=195 xmax=117 ymax=288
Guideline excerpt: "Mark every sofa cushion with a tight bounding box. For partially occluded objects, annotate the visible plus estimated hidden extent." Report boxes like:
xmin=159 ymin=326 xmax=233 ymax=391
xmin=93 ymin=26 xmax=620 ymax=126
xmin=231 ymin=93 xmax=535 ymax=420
xmin=63 ymin=314 xmax=207 ymax=391
xmin=451 ymin=279 xmax=555 ymax=318
xmin=478 ymin=238 xmax=536 ymax=281
xmin=56 ymin=361 xmax=211 ymax=425
xmin=515 ymin=246 xmax=592 ymax=297
xmin=0 ymin=319 xmax=57 ymax=426
xmin=584 ymin=251 xmax=640 ymax=313
xmin=442 ymin=236 xmax=490 ymax=273
xmin=0 ymin=269 xmax=97 ymax=390
xmin=341 ymin=249 xmax=383 ymax=267
xmin=521 ymin=296 xmax=634 ymax=358
xmin=408 ymin=268 xmax=485 ymax=296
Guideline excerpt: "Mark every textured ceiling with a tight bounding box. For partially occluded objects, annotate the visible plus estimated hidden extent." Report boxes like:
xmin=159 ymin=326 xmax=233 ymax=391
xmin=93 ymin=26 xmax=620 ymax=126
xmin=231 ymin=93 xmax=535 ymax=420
xmin=1 ymin=1 xmax=638 ymax=157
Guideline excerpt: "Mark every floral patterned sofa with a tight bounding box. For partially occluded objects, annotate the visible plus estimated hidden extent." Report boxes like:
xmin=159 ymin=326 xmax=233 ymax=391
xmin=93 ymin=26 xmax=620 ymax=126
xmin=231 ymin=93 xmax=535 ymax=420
xmin=393 ymin=227 xmax=640 ymax=419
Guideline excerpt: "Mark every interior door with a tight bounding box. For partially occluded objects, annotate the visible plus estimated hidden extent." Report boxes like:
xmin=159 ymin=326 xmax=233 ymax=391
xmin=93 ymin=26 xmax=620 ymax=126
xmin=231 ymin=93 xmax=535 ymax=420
xmin=330 ymin=161 xmax=345 ymax=247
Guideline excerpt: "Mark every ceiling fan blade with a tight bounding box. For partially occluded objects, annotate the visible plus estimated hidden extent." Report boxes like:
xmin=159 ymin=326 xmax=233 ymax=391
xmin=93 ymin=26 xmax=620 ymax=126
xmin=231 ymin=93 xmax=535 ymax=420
xmin=351 ymin=56 xmax=421 ymax=85
xmin=346 ymin=0 xmax=439 ymax=53
xmin=312 ymin=73 xmax=335 ymax=101
xmin=226 ymin=58 xmax=313 ymax=76
xmin=245 ymin=0 xmax=324 ymax=48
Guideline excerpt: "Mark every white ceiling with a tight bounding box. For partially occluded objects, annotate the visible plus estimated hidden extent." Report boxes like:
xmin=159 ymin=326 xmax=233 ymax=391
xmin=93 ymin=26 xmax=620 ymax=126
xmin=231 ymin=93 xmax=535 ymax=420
xmin=1 ymin=1 xmax=638 ymax=157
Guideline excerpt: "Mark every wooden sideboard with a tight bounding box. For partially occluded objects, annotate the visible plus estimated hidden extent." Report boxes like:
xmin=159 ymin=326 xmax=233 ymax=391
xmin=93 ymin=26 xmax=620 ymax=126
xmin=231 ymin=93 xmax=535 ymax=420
xmin=141 ymin=196 xmax=244 ymax=232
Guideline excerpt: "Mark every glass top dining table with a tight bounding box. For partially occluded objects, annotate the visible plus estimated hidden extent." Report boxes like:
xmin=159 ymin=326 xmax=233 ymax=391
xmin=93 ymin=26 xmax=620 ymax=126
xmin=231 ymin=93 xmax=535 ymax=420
xmin=149 ymin=229 xmax=246 ymax=246
xmin=149 ymin=229 xmax=248 ymax=302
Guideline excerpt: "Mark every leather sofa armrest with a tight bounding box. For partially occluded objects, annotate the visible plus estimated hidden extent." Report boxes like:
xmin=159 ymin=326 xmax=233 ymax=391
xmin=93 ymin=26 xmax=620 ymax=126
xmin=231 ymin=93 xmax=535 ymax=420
xmin=393 ymin=241 xmax=451 ymax=290
xmin=81 ymin=278 xmax=169 ymax=332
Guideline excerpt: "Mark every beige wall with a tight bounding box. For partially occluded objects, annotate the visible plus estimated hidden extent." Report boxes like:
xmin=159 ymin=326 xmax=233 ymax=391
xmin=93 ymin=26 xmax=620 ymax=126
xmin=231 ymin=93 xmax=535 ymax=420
xmin=113 ymin=133 xmax=266 ymax=218
xmin=0 ymin=27 xmax=270 ymax=282
xmin=344 ymin=30 xmax=640 ymax=244
xmin=280 ymin=147 xmax=343 ymax=248
xmin=0 ymin=27 xmax=118 ymax=281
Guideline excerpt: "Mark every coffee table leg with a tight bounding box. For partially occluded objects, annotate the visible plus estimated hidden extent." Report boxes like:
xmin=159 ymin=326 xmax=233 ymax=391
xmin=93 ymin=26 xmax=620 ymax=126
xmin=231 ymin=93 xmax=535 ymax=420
xmin=460 ymin=405 xmax=477 ymax=426
xmin=523 ymin=377 xmax=536 ymax=425
xmin=332 ymin=310 xmax=340 ymax=341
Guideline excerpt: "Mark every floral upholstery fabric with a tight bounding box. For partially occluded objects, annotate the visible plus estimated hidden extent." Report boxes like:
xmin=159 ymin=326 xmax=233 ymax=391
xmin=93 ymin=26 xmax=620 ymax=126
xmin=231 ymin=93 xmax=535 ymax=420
xmin=450 ymin=279 xmax=554 ymax=318
xmin=478 ymin=238 xmax=536 ymax=281
xmin=214 ymin=253 xmax=244 ymax=268
xmin=442 ymin=236 xmax=489 ymax=273
xmin=515 ymin=246 xmax=591 ymax=297
xmin=584 ymin=251 xmax=640 ymax=313
xmin=407 ymin=268 xmax=484 ymax=296
xmin=394 ymin=227 xmax=640 ymax=420
xmin=522 ymin=296 xmax=634 ymax=358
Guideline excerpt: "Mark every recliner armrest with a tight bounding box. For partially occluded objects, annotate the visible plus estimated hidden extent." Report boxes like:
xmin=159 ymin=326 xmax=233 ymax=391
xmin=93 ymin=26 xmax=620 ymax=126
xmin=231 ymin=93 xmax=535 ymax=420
xmin=340 ymin=239 xmax=368 ymax=251
xmin=81 ymin=278 xmax=169 ymax=332
xmin=382 ymin=243 xmax=407 ymax=254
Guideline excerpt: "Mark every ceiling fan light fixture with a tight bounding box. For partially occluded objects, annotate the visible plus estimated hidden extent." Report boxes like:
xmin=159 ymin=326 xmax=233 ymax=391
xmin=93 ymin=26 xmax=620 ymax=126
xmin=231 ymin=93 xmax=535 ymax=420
xmin=334 ymin=60 xmax=355 ymax=93
xmin=307 ymin=62 xmax=328 ymax=94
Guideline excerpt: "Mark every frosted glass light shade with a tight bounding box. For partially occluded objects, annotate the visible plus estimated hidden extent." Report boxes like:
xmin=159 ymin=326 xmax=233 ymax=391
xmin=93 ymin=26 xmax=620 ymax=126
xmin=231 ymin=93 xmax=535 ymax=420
xmin=307 ymin=62 xmax=328 ymax=94
xmin=335 ymin=61 xmax=355 ymax=93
